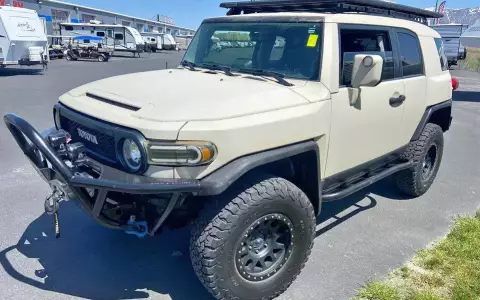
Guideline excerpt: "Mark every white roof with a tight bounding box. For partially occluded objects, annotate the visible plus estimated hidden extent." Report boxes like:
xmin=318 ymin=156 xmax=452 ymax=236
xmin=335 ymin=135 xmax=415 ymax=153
xmin=0 ymin=6 xmax=37 ymax=14
xmin=44 ymin=0 xmax=194 ymax=31
xmin=61 ymin=22 xmax=126 ymax=28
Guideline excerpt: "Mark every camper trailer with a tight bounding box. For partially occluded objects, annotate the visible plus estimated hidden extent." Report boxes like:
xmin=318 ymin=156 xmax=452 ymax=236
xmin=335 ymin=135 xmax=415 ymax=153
xmin=60 ymin=22 xmax=144 ymax=56
xmin=162 ymin=33 xmax=177 ymax=50
xmin=0 ymin=6 xmax=48 ymax=68
xmin=140 ymin=31 xmax=163 ymax=52
xmin=431 ymin=24 xmax=468 ymax=66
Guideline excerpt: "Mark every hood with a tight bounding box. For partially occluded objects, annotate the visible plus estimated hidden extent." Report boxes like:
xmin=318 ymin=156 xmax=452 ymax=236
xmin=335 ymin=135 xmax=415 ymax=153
xmin=61 ymin=68 xmax=311 ymax=123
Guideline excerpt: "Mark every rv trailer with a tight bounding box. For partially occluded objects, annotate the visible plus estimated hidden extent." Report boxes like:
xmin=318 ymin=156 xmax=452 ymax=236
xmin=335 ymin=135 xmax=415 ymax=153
xmin=0 ymin=6 xmax=48 ymax=68
xmin=430 ymin=24 xmax=468 ymax=66
xmin=140 ymin=31 xmax=163 ymax=52
xmin=162 ymin=33 xmax=177 ymax=50
xmin=60 ymin=22 xmax=145 ymax=56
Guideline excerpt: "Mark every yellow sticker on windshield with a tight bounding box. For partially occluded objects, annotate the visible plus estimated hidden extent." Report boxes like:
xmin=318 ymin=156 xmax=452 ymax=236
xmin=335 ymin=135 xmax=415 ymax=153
xmin=306 ymin=34 xmax=319 ymax=48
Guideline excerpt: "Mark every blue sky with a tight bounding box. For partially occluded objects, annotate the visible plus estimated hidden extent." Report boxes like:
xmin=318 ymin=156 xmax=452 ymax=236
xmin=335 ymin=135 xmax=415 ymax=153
xmin=62 ymin=0 xmax=479 ymax=29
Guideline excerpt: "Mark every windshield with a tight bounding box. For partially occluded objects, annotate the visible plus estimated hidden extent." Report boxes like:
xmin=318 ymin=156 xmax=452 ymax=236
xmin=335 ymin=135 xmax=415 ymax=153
xmin=183 ymin=21 xmax=323 ymax=81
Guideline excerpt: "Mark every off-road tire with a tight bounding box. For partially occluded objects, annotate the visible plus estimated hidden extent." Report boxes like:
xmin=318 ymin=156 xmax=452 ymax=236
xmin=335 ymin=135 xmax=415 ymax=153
xmin=395 ymin=123 xmax=444 ymax=197
xmin=190 ymin=176 xmax=315 ymax=300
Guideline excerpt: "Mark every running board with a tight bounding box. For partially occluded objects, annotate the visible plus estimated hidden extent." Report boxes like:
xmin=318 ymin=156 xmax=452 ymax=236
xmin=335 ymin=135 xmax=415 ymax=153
xmin=322 ymin=161 xmax=414 ymax=202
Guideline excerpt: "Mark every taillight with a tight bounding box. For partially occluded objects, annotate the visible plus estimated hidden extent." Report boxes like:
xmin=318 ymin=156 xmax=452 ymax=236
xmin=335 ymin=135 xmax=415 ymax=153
xmin=452 ymin=77 xmax=459 ymax=91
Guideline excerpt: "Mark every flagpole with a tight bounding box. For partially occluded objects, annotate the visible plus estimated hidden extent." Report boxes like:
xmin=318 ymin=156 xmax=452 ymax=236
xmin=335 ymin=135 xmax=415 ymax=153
xmin=435 ymin=0 xmax=440 ymax=12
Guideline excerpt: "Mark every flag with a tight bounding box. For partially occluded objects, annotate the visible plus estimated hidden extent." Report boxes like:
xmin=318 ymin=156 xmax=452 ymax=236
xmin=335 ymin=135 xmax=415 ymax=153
xmin=437 ymin=1 xmax=447 ymax=24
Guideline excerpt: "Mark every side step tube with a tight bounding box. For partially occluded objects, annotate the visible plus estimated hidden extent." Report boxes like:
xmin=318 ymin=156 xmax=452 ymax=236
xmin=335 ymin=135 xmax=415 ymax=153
xmin=322 ymin=161 xmax=414 ymax=202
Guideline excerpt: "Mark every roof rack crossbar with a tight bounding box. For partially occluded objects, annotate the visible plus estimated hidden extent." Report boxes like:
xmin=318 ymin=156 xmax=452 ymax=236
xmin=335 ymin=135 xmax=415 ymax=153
xmin=221 ymin=0 xmax=441 ymax=24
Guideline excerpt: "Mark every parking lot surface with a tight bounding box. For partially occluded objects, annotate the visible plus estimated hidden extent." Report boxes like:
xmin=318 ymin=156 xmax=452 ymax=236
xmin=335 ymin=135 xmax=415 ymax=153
xmin=0 ymin=54 xmax=479 ymax=300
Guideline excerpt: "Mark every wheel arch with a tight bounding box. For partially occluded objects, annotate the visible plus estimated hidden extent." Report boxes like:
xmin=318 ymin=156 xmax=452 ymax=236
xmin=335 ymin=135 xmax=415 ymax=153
xmin=411 ymin=99 xmax=452 ymax=141
xmin=199 ymin=140 xmax=322 ymax=215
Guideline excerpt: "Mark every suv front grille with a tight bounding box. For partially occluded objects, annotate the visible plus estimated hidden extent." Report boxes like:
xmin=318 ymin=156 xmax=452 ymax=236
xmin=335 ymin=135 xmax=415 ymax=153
xmin=60 ymin=115 xmax=117 ymax=163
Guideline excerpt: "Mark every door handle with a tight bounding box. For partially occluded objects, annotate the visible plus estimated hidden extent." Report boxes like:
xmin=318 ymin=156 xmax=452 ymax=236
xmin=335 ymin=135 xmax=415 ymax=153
xmin=389 ymin=95 xmax=406 ymax=106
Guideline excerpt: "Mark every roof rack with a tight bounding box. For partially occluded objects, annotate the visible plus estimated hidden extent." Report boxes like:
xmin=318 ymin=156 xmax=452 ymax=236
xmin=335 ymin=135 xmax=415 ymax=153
xmin=220 ymin=0 xmax=443 ymax=25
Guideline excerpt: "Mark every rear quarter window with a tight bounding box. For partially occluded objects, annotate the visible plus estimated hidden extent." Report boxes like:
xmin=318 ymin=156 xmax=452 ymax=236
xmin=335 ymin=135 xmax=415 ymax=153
xmin=397 ymin=32 xmax=424 ymax=77
xmin=435 ymin=38 xmax=449 ymax=71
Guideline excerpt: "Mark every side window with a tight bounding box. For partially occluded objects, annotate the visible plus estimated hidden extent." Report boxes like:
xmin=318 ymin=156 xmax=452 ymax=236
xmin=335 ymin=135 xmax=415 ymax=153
xmin=96 ymin=31 xmax=105 ymax=37
xmin=114 ymin=33 xmax=124 ymax=40
xmin=64 ymin=26 xmax=73 ymax=31
xmin=107 ymin=30 xmax=113 ymax=38
xmin=435 ymin=38 xmax=449 ymax=71
xmin=397 ymin=32 xmax=424 ymax=77
xmin=340 ymin=28 xmax=395 ymax=86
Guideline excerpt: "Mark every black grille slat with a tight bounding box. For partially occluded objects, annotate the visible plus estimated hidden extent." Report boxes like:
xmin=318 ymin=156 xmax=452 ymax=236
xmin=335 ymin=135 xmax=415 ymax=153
xmin=60 ymin=115 xmax=117 ymax=163
xmin=86 ymin=93 xmax=141 ymax=112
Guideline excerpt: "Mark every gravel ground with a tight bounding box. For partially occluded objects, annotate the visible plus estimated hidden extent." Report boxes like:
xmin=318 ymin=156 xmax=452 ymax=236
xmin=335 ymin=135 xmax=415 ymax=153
xmin=0 ymin=55 xmax=479 ymax=300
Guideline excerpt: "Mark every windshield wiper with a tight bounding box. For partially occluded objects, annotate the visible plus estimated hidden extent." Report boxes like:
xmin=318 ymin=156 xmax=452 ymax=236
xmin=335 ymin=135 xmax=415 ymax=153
xmin=238 ymin=68 xmax=293 ymax=86
xmin=180 ymin=60 xmax=197 ymax=71
xmin=200 ymin=63 xmax=237 ymax=77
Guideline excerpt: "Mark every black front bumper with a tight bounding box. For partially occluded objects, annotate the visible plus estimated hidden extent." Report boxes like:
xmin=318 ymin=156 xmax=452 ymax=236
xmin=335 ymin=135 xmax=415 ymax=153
xmin=4 ymin=113 xmax=201 ymax=235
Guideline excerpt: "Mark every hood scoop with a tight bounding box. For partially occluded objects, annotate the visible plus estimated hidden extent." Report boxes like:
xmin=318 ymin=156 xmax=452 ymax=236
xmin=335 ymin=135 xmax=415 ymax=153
xmin=86 ymin=92 xmax=141 ymax=112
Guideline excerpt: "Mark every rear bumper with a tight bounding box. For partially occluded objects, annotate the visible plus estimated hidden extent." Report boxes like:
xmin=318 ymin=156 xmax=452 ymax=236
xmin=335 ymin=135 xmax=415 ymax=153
xmin=4 ymin=113 xmax=201 ymax=234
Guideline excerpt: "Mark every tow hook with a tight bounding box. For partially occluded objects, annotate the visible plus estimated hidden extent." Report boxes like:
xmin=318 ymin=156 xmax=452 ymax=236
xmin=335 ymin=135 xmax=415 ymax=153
xmin=44 ymin=188 xmax=62 ymax=239
xmin=125 ymin=215 xmax=148 ymax=238
xmin=44 ymin=179 xmax=71 ymax=239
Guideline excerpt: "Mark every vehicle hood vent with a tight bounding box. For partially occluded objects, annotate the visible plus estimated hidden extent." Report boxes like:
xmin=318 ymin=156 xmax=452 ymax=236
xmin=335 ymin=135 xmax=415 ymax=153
xmin=86 ymin=92 xmax=141 ymax=112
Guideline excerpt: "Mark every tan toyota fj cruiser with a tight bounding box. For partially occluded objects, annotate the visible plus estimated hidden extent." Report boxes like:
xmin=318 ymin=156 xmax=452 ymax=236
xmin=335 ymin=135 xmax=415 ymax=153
xmin=5 ymin=1 xmax=455 ymax=299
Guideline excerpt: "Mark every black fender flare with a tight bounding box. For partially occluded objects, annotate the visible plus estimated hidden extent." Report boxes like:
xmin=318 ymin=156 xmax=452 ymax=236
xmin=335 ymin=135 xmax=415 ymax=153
xmin=198 ymin=140 xmax=322 ymax=211
xmin=411 ymin=99 xmax=452 ymax=141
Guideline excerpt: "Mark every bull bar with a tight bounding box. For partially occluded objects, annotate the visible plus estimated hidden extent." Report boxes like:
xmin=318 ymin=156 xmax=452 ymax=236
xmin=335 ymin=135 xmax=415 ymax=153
xmin=4 ymin=113 xmax=202 ymax=236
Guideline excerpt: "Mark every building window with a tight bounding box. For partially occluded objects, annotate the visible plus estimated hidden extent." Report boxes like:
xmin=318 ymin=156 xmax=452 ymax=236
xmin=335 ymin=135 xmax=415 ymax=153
xmin=52 ymin=9 xmax=69 ymax=36
xmin=136 ymin=24 xmax=144 ymax=32
xmin=121 ymin=21 xmax=131 ymax=27
xmin=82 ymin=14 xmax=96 ymax=23
xmin=148 ymin=25 xmax=154 ymax=32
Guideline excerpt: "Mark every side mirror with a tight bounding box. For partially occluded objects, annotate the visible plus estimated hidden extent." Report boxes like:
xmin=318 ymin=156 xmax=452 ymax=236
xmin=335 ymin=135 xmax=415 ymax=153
xmin=351 ymin=54 xmax=384 ymax=88
xmin=349 ymin=54 xmax=384 ymax=106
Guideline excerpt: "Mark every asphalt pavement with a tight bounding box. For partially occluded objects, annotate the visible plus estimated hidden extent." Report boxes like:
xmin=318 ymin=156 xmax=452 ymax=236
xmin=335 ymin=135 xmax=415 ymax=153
xmin=0 ymin=55 xmax=479 ymax=300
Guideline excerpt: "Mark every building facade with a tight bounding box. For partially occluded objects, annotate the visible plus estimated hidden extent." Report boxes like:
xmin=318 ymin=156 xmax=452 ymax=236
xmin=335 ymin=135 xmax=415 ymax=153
xmin=0 ymin=0 xmax=195 ymax=37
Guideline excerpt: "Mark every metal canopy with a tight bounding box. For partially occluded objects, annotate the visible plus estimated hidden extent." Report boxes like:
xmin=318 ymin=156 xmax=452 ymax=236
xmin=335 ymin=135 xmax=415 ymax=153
xmin=220 ymin=0 xmax=443 ymax=24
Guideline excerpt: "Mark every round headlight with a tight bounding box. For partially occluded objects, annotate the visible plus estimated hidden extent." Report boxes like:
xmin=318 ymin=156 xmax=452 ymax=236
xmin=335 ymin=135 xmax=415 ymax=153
xmin=122 ymin=138 xmax=142 ymax=172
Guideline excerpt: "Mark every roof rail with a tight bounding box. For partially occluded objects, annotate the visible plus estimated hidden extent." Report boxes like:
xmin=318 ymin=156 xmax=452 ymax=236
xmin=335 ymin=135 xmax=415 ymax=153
xmin=220 ymin=0 xmax=443 ymax=24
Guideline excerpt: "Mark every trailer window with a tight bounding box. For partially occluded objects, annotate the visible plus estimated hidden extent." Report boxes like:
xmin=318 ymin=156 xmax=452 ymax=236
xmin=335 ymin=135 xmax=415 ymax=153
xmin=64 ymin=26 xmax=74 ymax=31
xmin=107 ymin=30 xmax=113 ymax=38
xmin=115 ymin=33 xmax=124 ymax=40
xmin=435 ymin=38 xmax=449 ymax=71
xmin=96 ymin=32 xmax=105 ymax=37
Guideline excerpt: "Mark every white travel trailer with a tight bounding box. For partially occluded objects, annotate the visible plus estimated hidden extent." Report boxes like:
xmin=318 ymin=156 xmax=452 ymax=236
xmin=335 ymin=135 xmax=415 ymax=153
xmin=59 ymin=22 xmax=145 ymax=55
xmin=162 ymin=33 xmax=177 ymax=50
xmin=461 ymin=19 xmax=480 ymax=48
xmin=0 ymin=6 xmax=48 ymax=68
xmin=140 ymin=31 xmax=163 ymax=52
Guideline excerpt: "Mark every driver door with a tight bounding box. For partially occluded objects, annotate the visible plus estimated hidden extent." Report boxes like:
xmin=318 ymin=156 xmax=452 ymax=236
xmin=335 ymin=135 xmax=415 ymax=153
xmin=325 ymin=25 xmax=406 ymax=179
